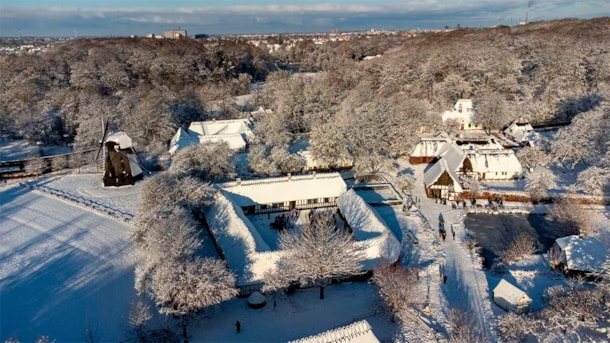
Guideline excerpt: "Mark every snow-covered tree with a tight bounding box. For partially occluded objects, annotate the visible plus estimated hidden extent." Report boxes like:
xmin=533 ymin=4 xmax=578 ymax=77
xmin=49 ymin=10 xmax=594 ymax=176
xmin=395 ymin=174 xmax=416 ymax=195
xmin=309 ymin=121 xmax=351 ymax=169
xmin=551 ymin=105 xmax=609 ymax=169
xmin=474 ymin=93 xmax=510 ymax=131
xmin=371 ymin=262 xmax=421 ymax=320
xmin=148 ymin=257 xmax=237 ymax=341
xmin=516 ymin=145 xmax=550 ymax=171
xmin=134 ymin=210 xmax=202 ymax=294
xmin=525 ymin=168 xmax=553 ymax=203
xmin=495 ymin=312 xmax=534 ymax=342
xmin=170 ymin=142 xmax=236 ymax=182
xmin=264 ymin=210 xmax=364 ymax=299
xmin=136 ymin=173 xmax=215 ymax=225
xmin=577 ymin=166 xmax=609 ymax=197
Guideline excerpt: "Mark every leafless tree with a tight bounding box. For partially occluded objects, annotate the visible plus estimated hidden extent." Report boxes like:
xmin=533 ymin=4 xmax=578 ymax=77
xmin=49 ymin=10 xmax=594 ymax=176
xmin=499 ymin=234 xmax=538 ymax=264
xmin=548 ymin=196 xmax=595 ymax=237
xmin=371 ymin=262 xmax=421 ymax=320
xmin=170 ymin=142 xmax=236 ymax=182
xmin=446 ymin=308 xmax=485 ymax=343
xmin=264 ymin=210 xmax=364 ymax=299
xmin=129 ymin=299 xmax=152 ymax=342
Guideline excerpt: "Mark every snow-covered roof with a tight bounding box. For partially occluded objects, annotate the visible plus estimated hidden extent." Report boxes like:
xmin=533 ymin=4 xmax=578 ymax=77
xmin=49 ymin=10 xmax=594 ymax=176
xmin=222 ymin=173 xmax=347 ymax=207
xmin=424 ymin=143 xmax=464 ymax=192
xmin=441 ymin=99 xmax=476 ymax=124
xmin=555 ymin=235 xmax=608 ymax=273
xmin=410 ymin=133 xmax=451 ymax=158
xmin=465 ymin=150 xmax=522 ymax=175
xmin=168 ymin=127 xmax=199 ymax=155
xmin=205 ymin=192 xmax=280 ymax=285
xmin=504 ymin=121 xmax=534 ymax=143
xmin=197 ymin=134 xmax=247 ymax=151
xmin=423 ymin=159 xmax=463 ymax=193
xmin=105 ymin=132 xmax=133 ymax=149
xmin=493 ymin=279 xmax=532 ymax=306
xmin=288 ymin=320 xmax=379 ymax=343
xmin=169 ymin=119 xmax=253 ymax=154
xmin=188 ymin=119 xmax=253 ymax=137
xmin=336 ymin=189 xmax=401 ymax=269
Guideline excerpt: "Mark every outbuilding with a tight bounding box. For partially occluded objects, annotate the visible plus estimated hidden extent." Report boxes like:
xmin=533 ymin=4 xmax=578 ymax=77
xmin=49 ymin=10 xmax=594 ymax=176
xmin=493 ymin=279 xmax=532 ymax=313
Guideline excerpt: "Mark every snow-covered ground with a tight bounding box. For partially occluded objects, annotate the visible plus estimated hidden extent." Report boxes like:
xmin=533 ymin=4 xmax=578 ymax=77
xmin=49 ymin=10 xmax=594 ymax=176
xmin=0 ymin=183 xmax=136 ymax=342
xmin=1 ymin=158 xmax=607 ymax=342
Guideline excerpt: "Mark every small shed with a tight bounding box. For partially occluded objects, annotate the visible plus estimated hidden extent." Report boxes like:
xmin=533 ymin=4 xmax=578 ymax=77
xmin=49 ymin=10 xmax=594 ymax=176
xmin=493 ymin=279 xmax=532 ymax=313
xmin=554 ymin=235 xmax=608 ymax=275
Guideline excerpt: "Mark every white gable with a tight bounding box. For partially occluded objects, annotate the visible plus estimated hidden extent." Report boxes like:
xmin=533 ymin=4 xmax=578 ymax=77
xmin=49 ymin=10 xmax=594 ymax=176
xmin=222 ymin=173 xmax=347 ymax=207
xmin=555 ymin=235 xmax=608 ymax=273
xmin=504 ymin=121 xmax=534 ymax=143
xmin=441 ymin=99 xmax=481 ymax=130
xmin=424 ymin=159 xmax=463 ymax=193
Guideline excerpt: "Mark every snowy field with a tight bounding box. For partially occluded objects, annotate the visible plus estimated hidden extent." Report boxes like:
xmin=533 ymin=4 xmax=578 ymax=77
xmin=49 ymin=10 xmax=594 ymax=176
xmin=0 ymin=184 xmax=136 ymax=342
xmin=22 ymin=174 xmax=142 ymax=221
xmin=0 ymin=139 xmax=71 ymax=162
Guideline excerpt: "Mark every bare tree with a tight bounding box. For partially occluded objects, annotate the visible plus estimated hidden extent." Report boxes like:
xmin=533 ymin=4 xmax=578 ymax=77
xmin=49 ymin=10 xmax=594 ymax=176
xmin=577 ymin=166 xmax=609 ymax=197
xmin=496 ymin=312 xmax=535 ymax=342
xmin=516 ymin=145 xmax=550 ymax=171
xmin=148 ymin=257 xmax=237 ymax=341
xmin=548 ymin=196 xmax=595 ymax=237
xmin=265 ymin=210 xmax=364 ymax=299
xmin=447 ymin=308 xmax=485 ymax=343
xmin=129 ymin=299 xmax=152 ymax=342
xmin=499 ymin=234 xmax=538 ymax=264
xmin=371 ymin=262 xmax=421 ymax=320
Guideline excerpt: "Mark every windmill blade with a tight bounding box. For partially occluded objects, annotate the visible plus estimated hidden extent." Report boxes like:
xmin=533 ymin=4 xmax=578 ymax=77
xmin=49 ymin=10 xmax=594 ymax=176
xmin=94 ymin=119 xmax=110 ymax=162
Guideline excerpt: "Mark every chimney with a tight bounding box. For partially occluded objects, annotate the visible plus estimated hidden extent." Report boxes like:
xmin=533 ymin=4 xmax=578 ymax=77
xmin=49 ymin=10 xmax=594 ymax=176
xmin=287 ymin=173 xmax=292 ymax=181
xmin=236 ymin=178 xmax=241 ymax=186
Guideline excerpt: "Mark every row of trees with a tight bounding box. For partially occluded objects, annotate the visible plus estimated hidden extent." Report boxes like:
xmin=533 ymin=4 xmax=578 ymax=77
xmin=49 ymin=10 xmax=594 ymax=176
xmin=132 ymin=142 xmax=238 ymax=341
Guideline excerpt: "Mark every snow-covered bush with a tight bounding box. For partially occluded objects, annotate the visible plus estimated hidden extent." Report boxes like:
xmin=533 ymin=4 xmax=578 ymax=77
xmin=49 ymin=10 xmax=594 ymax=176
xmin=170 ymin=142 xmax=235 ymax=182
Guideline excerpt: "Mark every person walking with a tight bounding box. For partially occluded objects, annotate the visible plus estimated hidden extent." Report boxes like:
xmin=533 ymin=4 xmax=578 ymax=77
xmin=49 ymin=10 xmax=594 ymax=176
xmin=443 ymin=274 xmax=448 ymax=284
xmin=235 ymin=320 xmax=241 ymax=333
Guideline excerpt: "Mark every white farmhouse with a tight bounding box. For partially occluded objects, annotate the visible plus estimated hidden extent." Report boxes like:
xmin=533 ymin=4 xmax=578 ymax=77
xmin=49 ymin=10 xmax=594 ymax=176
xmin=409 ymin=131 xmax=451 ymax=164
xmin=504 ymin=119 xmax=539 ymax=146
xmin=205 ymin=173 xmax=401 ymax=294
xmin=168 ymin=119 xmax=253 ymax=155
xmin=441 ymin=99 xmax=483 ymax=130
xmin=464 ymin=148 xmax=523 ymax=180
xmin=493 ymin=279 xmax=532 ymax=313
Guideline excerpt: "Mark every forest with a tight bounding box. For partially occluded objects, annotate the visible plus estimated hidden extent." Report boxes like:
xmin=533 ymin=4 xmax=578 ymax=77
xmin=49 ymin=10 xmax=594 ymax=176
xmin=0 ymin=17 xmax=608 ymax=175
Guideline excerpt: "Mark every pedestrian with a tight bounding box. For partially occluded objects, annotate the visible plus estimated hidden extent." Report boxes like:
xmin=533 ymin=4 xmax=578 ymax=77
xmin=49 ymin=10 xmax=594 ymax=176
xmin=443 ymin=274 xmax=447 ymax=284
xmin=452 ymin=230 xmax=455 ymax=240
xmin=235 ymin=320 xmax=241 ymax=333
xmin=273 ymin=300 xmax=277 ymax=311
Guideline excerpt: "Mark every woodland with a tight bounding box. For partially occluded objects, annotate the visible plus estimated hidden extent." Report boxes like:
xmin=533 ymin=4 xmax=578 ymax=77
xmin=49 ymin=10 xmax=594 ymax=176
xmin=0 ymin=18 xmax=608 ymax=176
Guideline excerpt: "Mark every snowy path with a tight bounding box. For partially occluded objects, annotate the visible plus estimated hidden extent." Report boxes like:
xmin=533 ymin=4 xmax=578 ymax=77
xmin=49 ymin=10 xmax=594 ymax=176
xmin=410 ymin=168 xmax=496 ymax=342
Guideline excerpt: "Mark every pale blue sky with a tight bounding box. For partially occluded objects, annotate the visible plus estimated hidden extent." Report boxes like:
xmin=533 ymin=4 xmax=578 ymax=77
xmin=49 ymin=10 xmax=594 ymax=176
xmin=0 ymin=1 xmax=607 ymax=37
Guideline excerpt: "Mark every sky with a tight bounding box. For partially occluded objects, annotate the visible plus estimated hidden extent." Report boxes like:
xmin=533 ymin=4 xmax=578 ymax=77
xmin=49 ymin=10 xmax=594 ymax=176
xmin=0 ymin=1 xmax=607 ymax=37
